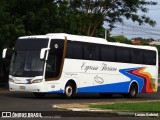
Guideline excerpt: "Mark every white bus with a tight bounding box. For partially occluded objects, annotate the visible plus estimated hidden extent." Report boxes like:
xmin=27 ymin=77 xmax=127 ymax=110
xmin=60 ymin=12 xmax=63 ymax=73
xmin=2 ymin=33 xmax=158 ymax=98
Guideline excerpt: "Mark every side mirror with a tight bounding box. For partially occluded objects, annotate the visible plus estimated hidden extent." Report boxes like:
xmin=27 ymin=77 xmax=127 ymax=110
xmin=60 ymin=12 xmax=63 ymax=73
xmin=40 ymin=48 xmax=50 ymax=60
xmin=2 ymin=48 xmax=7 ymax=58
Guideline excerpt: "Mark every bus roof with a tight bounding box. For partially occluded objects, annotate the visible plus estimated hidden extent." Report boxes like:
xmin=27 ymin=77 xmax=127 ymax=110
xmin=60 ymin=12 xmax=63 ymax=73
xmin=19 ymin=33 xmax=157 ymax=51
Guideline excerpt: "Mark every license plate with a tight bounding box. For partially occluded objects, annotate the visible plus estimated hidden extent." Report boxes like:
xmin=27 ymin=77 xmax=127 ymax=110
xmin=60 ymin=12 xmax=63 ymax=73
xmin=20 ymin=86 xmax=25 ymax=90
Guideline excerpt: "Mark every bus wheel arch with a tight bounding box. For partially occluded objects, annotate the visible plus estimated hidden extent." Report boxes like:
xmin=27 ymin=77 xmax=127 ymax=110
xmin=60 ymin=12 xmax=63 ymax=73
xmin=127 ymin=81 xmax=139 ymax=98
xmin=64 ymin=80 xmax=77 ymax=98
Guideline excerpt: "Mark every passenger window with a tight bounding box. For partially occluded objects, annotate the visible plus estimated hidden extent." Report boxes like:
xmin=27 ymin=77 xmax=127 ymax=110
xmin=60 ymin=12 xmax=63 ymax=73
xmin=84 ymin=43 xmax=100 ymax=61
xmin=117 ymin=47 xmax=130 ymax=63
xmin=144 ymin=50 xmax=156 ymax=65
xmin=131 ymin=49 xmax=143 ymax=64
xmin=66 ymin=41 xmax=83 ymax=59
xmin=101 ymin=45 xmax=116 ymax=62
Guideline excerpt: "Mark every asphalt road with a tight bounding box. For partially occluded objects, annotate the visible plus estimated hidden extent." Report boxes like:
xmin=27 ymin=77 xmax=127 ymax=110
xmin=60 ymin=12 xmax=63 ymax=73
xmin=0 ymin=87 xmax=160 ymax=119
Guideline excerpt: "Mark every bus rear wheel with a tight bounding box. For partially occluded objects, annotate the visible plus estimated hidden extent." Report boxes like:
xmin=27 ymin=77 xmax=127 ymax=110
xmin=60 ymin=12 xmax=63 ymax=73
xmin=33 ymin=92 xmax=45 ymax=99
xmin=64 ymin=83 xmax=75 ymax=98
xmin=124 ymin=83 xmax=138 ymax=98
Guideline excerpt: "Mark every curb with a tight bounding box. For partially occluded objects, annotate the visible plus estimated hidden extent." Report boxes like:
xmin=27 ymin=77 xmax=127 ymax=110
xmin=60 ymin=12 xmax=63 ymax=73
xmin=53 ymin=105 xmax=112 ymax=112
xmin=53 ymin=105 xmax=136 ymax=117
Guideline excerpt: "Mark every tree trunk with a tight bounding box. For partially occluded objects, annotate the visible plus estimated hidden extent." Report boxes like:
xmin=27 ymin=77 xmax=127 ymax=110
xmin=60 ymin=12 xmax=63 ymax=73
xmin=87 ymin=20 xmax=92 ymax=36
xmin=89 ymin=18 xmax=103 ymax=36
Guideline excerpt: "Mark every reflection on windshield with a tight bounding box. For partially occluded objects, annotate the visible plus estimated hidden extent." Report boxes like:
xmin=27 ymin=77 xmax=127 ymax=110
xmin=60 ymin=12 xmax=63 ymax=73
xmin=10 ymin=51 xmax=44 ymax=77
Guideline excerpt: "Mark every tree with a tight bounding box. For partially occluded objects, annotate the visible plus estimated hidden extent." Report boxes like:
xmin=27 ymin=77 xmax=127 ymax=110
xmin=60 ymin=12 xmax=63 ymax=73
xmin=66 ymin=0 xmax=157 ymax=36
xmin=0 ymin=0 xmax=59 ymax=48
xmin=0 ymin=0 xmax=60 ymax=83
xmin=112 ymin=35 xmax=131 ymax=44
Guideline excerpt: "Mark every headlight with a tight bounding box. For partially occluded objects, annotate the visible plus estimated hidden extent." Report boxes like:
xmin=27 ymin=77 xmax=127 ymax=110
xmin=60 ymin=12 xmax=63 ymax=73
xmin=9 ymin=78 xmax=14 ymax=83
xmin=31 ymin=79 xmax=43 ymax=83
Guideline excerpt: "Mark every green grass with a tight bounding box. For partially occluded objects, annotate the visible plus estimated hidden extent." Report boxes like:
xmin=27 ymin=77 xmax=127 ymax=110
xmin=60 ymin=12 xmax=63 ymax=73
xmin=158 ymin=78 xmax=160 ymax=83
xmin=89 ymin=102 xmax=160 ymax=112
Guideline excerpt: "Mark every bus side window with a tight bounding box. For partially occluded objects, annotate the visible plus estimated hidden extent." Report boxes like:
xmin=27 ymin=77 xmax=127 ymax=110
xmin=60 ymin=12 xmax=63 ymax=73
xmin=101 ymin=45 xmax=115 ymax=62
xmin=90 ymin=45 xmax=100 ymax=60
xmin=116 ymin=47 xmax=130 ymax=63
xmin=84 ymin=43 xmax=100 ymax=61
xmin=144 ymin=50 xmax=156 ymax=65
xmin=131 ymin=49 xmax=143 ymax=64
xmin=84 ymin=44 xmax=90 ymax=60
xmin=66 ymin=41 xmax=83 ymax=59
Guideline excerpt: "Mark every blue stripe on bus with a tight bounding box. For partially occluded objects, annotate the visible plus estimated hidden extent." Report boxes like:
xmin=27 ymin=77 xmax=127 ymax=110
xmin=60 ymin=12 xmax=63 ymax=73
xmin=77 ymin=67 xmax=145 ymax=93
xmin=77 ymin=82 xmax=130 ymax=93
xmin=78 ymin=82 xmax=129 ymax=93
xmin=77 ymin=81 xmax=142 ymax=93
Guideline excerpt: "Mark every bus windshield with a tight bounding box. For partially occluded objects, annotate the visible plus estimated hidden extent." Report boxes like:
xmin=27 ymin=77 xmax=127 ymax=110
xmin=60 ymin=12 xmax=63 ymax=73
xmin=10 ymin=51 xmax=44 ymax=77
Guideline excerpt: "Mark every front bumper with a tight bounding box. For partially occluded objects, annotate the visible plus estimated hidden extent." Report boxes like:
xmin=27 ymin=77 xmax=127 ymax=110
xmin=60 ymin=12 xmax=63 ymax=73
xmin=9 ymin=82 xmax=45 ymax=92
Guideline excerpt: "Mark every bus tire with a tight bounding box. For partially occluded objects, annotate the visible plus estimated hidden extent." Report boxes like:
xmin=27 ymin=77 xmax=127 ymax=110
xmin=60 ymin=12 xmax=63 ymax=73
xmin=64 ymin=82 xmax=75 ymax=99
xmin=99 ymin=93 xmax=112 ymax=98
xmin=33 ymin=92 xmax=45 ymax=99
xmin=125 ymin=83 xmax=138 ymax=98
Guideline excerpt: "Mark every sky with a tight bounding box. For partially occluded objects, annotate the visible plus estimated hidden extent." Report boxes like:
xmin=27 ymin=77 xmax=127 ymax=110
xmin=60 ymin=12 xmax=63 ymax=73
xmin=103 ymin=0 xmax=160 ymax=40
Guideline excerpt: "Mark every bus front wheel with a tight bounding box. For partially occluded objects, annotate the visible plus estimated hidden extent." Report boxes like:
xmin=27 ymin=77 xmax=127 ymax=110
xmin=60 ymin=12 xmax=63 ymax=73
xmin=64 ymin=83 xmax=75 ymax=98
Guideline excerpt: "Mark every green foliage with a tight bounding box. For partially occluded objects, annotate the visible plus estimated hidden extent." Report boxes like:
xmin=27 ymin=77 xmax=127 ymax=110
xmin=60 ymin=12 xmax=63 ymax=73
xmin=68 ymin=0 xmax=157 ymax=36
xmin=89 ymin=102 xmax=160 ymax=112
xmin=112 ymin=35 xmax=131 ymax=44
xmin=107 ymin=37 xmax=116 ymax=42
